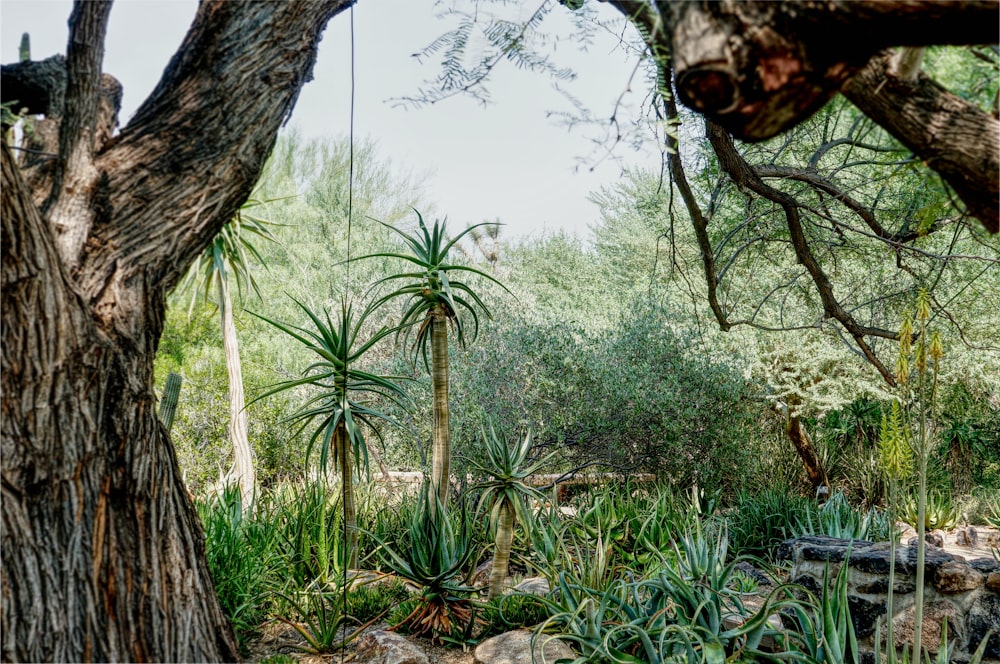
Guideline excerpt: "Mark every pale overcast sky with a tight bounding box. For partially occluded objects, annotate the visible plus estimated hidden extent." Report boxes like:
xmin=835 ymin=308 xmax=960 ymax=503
xmin=1 ymin=0 xmax=663 ymax=240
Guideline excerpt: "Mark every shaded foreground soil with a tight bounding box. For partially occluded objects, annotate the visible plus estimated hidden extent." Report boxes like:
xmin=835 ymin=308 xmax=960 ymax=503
xmin=248 ymin=620 xmax=476 ymax=663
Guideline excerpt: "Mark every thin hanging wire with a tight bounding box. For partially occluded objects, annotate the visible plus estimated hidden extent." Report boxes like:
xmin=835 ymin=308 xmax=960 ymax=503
xmin=346 ymin=5 xmax=356 ymax=293
xmin=341 ymin=3 xmax=356 ymax=659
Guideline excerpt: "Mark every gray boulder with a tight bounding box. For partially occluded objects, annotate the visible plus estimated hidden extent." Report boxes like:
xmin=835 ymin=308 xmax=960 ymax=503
xmin=474 ymin=630 xmax=574 ymax=664
xmin=354 ymin=630 xmax=429 ymax=664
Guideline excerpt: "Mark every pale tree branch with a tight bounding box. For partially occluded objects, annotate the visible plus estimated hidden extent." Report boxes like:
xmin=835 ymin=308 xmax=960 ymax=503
xmin=44 ymin=0 xmax=113 ymax=268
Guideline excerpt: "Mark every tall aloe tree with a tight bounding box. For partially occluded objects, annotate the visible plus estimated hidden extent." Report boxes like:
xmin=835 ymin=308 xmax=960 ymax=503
xmin=184 ymin=198 xmax=277 ymax=510
xmin=255 ymin=299 xmax=409 ymax=568
xmin=353 ymin=211 xmax=509 ymax=507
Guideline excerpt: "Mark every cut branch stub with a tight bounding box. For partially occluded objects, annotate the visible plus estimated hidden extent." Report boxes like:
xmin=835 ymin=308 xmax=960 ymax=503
xmin=669 ymin=1 xmax=870 ymax=142
xmin=664 ymin=0 xmax=1000 ymax=143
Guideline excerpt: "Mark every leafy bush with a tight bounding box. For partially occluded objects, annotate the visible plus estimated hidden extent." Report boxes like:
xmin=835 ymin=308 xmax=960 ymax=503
xmin=440 ymin=300 xmax=756 ymax=495
xmin=345 ymin=577 xmax=411 ymax=623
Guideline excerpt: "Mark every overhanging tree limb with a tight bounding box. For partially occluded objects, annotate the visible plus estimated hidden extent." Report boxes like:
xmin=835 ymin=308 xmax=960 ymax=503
xmin=843 ymin=51 xmax=1000 ymax=233
xmin=661 ymin=0 xmax=998 ymax=141
xmin=604 ymin=0 xmax=1000 ymax=234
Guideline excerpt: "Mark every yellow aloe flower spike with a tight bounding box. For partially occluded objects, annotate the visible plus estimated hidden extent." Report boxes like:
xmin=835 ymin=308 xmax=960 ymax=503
xmin=929 ymin=331 xmax=944 ymax=364
xmin=899 ymin=313 xmax=913 ymax=357
xmin=896 ymin=354 xmax=910 ymax=385
xmin=915 ymin=288 xmax=932 ymax=322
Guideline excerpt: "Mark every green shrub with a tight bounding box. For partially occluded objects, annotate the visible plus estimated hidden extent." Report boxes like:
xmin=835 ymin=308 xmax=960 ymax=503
xmin=480 ymin=593 xmax=551 ymax=635
xmin=346 ymin=578 xmax=411 ymax=623
xmin=726 ymin=488 xmax=815 ymax=559
xmin=197 ymin=487 xmax=282 ymax=651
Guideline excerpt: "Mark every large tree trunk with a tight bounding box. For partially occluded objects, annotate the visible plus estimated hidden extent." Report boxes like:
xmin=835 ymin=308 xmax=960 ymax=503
xmin=430 ymin=307 xmax=451 ymax=507
xmin=2 ymin=141 xmax=240 ymax=662
xmin=1 ymin=1 xmax=352 ymax=661
xmin=219 ymin=276 xmax=256 ymax=511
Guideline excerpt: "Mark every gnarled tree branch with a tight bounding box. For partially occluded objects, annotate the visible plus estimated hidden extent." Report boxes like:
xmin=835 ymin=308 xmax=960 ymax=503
xmin=843 ymin=51 xmax=1000 ymax=233
xmin=44 ymin=0 xmax=113 ymax=267
xmin=707 ymin=122 xmax=899 ymax=386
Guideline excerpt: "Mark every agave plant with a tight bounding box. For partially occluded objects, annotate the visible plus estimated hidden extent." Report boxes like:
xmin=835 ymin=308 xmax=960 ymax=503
xmin=781 ymin=559 xmax=859 ymax=664
xmin=373 ymin=482 xmax=478 ymax=643
xmin=255 ymin=298 xmax=410 ymax=568
xmin=351 ymin=210 xmax=510 ymax=507
xmin=468 ymin=425 xmax=553 ymax=599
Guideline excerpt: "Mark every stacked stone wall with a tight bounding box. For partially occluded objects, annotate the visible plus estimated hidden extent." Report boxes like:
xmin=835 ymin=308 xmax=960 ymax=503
xmin=778 ymin=536 xmax=1000 ymax=663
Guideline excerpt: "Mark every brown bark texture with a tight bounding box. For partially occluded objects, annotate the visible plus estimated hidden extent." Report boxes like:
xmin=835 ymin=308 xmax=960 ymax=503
xmin=1 ymin=1 xmax=352 ymax=661
xmin=784 ymin=409 xmax=830 ymax=494
xmin=662 ymin=0 xmax=998 ymax=142
xmin=610 ymin=0 xmax=1000 ymax=233
xmin=843 ymin=52 xmax=1000 ymax=233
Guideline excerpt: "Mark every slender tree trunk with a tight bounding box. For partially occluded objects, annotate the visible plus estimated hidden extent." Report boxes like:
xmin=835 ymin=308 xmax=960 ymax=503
xmin=779 ymin=402 xmax=830 ymax=495
xmin=336 ymin=423 xmax=358 ymax=570
xmin=430 ymin=307 xmax=451 ymax=507
xmin=488 ymin=501 xmax=515 ymax=600
xmin=218 ymin=276 xmax=255 ymax=511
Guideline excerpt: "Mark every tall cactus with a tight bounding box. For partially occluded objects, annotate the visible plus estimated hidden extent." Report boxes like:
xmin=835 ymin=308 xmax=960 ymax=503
xmin=158 ymin=372 xmax=183 ymax=433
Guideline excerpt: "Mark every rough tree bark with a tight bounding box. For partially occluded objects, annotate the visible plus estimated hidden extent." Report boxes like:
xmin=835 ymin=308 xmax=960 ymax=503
xmin=1 ymin=1 xmax=351 ymax=661
xmin=843 ymin=51 xmax=1000 ymax=233
xmin=430 ymin=307 xmax=452 ymax=508
xmin=662 ymin=0 xmax=998 ymax=142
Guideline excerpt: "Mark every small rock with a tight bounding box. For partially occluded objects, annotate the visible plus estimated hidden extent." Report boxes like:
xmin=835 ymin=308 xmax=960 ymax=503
xmin=908 ymin=531 xmax=945 ymax=548
xmin=471 ymin=559 xmax=493 ymax=588
xmin=475 ymin=630 xmax=574 ymax=664
xmin=934 ymin=561 xmax=983 ymax=593
xmin=513 ymin=577 xmax=550 ymax=597
xmin=986 ymin=571 xmax=1000 ymax=593
xmin=955 ymin=526 xmax=979 ymax=547
xmin=354 ymin=630 xmax=429 ymax=664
